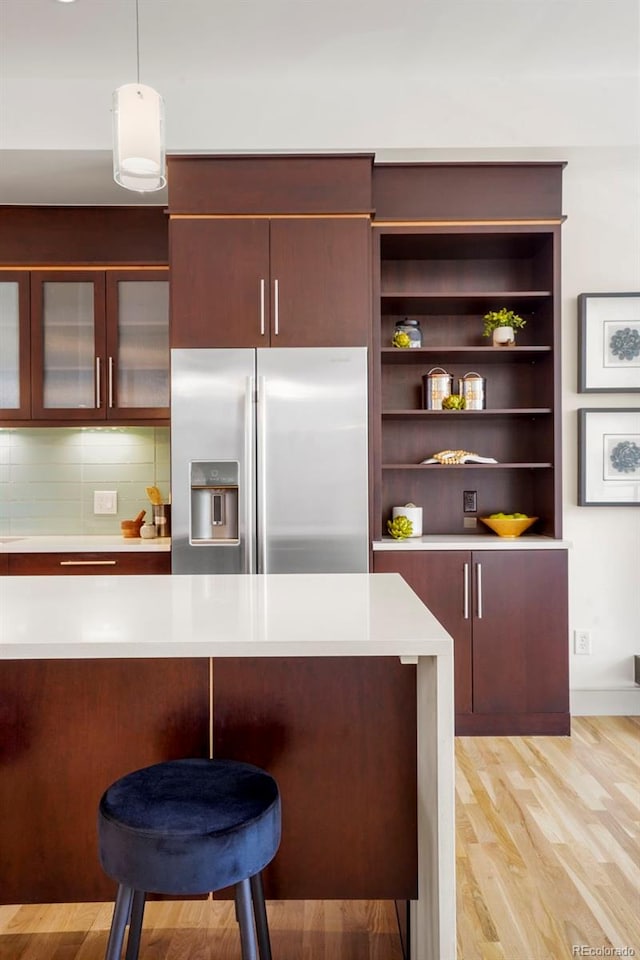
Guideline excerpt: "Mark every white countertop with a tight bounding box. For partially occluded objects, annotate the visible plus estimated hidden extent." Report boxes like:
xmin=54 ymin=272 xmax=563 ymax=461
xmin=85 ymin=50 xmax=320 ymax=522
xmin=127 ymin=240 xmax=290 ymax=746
xmin=373 ymin=535 xmax=571 ymax=550
xmin=0 ymin=535 xmax=171 ymax=553
xmin=0 ymin=572 xmax=452 ymax=660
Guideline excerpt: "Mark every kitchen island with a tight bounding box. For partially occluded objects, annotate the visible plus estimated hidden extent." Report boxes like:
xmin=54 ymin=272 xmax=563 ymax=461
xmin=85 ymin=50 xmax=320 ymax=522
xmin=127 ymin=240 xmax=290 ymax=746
xmin=0 ymin=572 xmax=454 ymax=960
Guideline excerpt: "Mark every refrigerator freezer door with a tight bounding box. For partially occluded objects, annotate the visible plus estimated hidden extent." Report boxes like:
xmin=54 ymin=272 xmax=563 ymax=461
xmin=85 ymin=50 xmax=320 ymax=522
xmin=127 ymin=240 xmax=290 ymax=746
xmin=171 ymin=349 xmax=256 ymax=574
xmin=256 ymin=347 xmax=369 ymax=573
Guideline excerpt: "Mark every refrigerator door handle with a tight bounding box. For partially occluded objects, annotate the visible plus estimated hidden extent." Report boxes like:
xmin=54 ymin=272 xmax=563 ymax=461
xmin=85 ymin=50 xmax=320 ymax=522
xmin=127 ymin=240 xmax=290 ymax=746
xmin=245 ymin=376 xmax=256 ymax=574
xmin=257 ymin=375 xmax=268 ymax=573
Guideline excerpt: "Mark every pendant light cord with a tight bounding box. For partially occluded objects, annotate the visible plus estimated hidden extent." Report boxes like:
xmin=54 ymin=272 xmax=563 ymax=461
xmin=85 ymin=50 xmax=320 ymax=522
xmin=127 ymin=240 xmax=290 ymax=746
xmin=135 ymin=0 xmax=141 ymax=85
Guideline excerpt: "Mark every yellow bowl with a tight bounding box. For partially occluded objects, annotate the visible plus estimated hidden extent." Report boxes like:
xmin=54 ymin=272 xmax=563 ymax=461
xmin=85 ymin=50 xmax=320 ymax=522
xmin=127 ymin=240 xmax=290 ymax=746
xmin=480 ymin=516 xmax=538 ymax=538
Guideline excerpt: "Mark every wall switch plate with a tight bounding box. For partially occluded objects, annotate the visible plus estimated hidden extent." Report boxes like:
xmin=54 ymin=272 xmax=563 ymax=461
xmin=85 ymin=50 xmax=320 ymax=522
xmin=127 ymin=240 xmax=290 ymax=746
xmin=574 ymin=629 xmax=591 ymax=655
xmin=463 ymin=490 xmax=477 ymax=513
xmin=463 ymin=517 xmax=477 ymax=529
xmin=94 ymin=490 xmax=118 ymax=515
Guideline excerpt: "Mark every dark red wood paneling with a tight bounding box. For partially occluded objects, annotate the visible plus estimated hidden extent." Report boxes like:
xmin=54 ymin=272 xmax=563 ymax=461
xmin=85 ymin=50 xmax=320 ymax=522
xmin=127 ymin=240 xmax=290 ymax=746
xmin=168 ymin=155 xmax=373 ymax=215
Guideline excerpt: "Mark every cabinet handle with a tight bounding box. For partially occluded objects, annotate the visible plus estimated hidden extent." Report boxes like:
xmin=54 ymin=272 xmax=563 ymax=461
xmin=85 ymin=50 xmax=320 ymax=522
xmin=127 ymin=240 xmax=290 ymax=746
xmin=108 ymin=356 xmax=114 ymax=408
xmin=476 ymin=562 xmax=483 ymax=619
xmin=95 ymin=357 xmax=101 ymax=408
xmin=274 ymin=278 xmax=279 ymax=335
xmin=59 ymin=560 xmax=118 ymax=566
xmin=260 ymin=278 xmax=266 ymax=336
xmin=463 ymin=562 xmax=470 ymax=619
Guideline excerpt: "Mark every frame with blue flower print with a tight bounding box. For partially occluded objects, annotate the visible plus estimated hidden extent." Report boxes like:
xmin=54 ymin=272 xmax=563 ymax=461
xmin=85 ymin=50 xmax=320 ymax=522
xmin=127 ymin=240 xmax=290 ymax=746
xmin=578 ymin=408 xmax=640 ymax=506
xmin=578 ymin=293 xmax=640 ymax=392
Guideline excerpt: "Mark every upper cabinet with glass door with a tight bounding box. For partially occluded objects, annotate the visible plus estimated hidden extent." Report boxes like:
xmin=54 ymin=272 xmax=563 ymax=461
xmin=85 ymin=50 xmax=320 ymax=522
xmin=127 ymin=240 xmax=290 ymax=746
xmin=0 ymin=273 xmax=31 ymax=420
xmin=30 ymin=270 xmax=169 ymax=422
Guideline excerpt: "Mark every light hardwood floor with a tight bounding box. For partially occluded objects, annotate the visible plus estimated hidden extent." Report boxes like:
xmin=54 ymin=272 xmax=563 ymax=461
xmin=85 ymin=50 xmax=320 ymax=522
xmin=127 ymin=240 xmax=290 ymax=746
xmin=1 ymin=717 xmax=638 ymax=960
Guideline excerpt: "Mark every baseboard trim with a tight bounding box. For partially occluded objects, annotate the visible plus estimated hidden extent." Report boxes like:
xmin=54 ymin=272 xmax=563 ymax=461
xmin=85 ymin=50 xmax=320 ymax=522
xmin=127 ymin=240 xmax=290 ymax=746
xmin=455 ymin=713 xmax=570 ymax=736
xmin=570 ymin=686 xmax=640 ymax=716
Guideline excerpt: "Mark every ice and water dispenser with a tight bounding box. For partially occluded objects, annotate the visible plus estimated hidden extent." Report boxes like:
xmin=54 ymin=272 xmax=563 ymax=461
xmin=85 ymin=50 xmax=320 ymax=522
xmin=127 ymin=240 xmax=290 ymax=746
xmin=190 ymin=461 xmax=239 ymax=544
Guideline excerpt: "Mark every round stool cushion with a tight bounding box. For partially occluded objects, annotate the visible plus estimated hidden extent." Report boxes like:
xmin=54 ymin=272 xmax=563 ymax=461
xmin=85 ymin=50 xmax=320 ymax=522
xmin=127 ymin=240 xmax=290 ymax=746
xmin=98 ymin=758 xmax=281 ymax=895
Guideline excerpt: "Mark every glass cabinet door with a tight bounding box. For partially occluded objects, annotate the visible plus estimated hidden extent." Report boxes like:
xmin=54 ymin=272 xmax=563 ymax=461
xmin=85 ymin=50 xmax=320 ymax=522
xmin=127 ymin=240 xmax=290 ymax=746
xmin=106 ymin=271 xmax=169 ymax=417
xmin=0 ymin=273 xmax=30 ymax=418
xmin=31 ymin=272 xmax=106 ymax=419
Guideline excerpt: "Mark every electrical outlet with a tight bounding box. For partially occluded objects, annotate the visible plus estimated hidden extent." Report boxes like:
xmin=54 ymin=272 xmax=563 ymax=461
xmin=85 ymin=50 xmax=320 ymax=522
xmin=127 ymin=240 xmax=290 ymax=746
xmin=94 ymin=490 xmax=118 ymax=515
xmin=574 ymin=629 xmax=591 ymax=655
xmin=463 ymin=490 xmax=477 ymax=513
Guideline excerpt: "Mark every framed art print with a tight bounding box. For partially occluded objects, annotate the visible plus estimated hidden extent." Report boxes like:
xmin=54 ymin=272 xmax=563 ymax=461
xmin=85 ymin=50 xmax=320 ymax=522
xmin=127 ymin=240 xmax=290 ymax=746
xmin=578 ymin=408 xmax=640 ymax=506
xmin=578 ymin=292 xmax=640 ymax=392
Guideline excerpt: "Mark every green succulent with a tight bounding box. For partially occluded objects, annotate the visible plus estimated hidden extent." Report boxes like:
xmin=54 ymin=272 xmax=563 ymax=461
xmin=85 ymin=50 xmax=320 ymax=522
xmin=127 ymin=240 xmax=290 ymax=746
xmin=392 ymin=330 xmax=412 ymax=348
xmin=387 ymin=515 xmax=413 ymax=539
xmin=482 ymin=307 xmax=527 ymax=338
xmin=442 ymin=394 xmax=466 ymax=410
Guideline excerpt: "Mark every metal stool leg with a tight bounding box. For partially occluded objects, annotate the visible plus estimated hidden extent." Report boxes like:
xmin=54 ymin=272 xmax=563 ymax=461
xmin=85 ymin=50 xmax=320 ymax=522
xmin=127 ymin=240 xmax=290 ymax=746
xmin=104 ymin=885 xmax=134 ymax=960
xmin=250 ymin=872 xmax=273 ymax=960
xmin=235 ymin=877 xmax=258 ymax=960
xmin=124 ymin=890 xmax=146 ymax=960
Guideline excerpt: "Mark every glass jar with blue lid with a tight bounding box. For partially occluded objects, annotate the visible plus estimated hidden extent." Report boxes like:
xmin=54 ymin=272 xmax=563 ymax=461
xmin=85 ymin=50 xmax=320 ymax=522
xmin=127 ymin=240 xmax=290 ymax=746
xmin=393 ymin=318 xmax=423 ymax=348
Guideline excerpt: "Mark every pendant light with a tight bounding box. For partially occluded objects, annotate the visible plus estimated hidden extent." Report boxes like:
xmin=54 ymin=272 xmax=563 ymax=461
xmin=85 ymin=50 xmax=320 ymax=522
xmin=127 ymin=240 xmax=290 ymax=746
xmin=112 ymin=0 xmax=166 ymax=192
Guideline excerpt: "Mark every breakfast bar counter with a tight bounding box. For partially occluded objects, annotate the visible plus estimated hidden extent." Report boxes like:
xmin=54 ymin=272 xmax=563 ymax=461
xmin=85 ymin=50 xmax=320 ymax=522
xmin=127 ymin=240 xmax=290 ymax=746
xmin=0 ymin=572 xmax=455 ymax=960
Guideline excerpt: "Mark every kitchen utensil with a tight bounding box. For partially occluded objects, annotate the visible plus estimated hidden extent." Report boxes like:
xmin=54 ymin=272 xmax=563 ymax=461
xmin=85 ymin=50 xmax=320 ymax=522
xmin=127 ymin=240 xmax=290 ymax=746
xmin=120 ymin=510 xmax=146 ymax=538
xmin=145 ymin=486 xmax=163 ymax=505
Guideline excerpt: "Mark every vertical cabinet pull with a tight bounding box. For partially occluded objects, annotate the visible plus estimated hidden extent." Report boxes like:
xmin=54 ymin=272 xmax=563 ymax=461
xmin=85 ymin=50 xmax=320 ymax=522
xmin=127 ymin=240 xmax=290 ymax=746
xmin=273 ymin=279 xmax=279 ymax=335
xmin=476 ymin=562 xmax=483 ymax=619
xmin=259 ymin=278 xmax=266 ymax=336
xmin=95 ymin=356 xmax=101 ymax=408
xmin=463 ymin=562 xmax=470 ymax=619
xmin=108 ymin=356 xmax=114 ymax=408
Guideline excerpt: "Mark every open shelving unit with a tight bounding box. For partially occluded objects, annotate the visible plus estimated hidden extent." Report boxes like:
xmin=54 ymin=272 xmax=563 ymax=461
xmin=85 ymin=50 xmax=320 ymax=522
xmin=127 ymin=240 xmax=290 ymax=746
xmin=372 ymin=224 xmax=563 ymax=538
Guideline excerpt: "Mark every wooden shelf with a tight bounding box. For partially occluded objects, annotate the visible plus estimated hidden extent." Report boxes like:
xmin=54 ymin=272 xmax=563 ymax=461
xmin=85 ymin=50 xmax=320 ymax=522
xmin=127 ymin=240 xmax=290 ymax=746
xmin=381 ymin=346 xmax=552 ymax=364
xmin=382 ymin=462 xmax=554 ymax=470
xmin=382 ymin=408 xmax=552 ymax=419
xmin=380 ymin=291 xmax=552 ymax=315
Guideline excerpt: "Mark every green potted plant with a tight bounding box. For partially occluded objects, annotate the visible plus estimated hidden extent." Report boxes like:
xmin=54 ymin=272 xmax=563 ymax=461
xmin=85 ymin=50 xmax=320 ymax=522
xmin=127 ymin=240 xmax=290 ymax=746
xmin=482 ymin=307 xmax=526 ymax=346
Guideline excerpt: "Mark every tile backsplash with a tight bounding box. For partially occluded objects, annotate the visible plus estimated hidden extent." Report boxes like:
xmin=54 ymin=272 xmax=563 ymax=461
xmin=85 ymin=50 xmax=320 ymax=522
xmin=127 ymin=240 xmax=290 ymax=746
xmin=0 ymin=427 xmax=170 ymax=535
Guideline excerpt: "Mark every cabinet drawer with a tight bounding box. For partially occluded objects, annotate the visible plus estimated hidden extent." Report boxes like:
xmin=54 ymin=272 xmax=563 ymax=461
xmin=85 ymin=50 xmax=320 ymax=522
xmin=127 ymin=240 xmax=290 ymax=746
xmin=8 ymin=552 xmax=171 ymax=576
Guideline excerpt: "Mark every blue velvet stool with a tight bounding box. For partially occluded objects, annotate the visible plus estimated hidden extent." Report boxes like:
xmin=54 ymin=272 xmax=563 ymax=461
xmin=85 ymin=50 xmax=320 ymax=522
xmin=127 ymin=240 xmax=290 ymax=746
xmin=97 ymin=758 xmax=281 ymax=960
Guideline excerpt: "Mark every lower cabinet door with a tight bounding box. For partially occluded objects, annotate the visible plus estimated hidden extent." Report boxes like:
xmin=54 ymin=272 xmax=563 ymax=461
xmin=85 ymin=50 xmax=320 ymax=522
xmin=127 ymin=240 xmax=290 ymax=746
xmin=373 ymin=551 xmax=473 ymax=715
xmin=0 ymin=659 xmax=210 ymax=903
xmin=470 ymin=549 xmax=569 ymax=717
xmin=212 ymin=657 xmax=418 ymax=900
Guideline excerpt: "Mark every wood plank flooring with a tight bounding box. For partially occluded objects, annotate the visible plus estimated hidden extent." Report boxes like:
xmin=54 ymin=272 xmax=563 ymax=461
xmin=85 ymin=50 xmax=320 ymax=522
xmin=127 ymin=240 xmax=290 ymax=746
xmin=1 ymin=717 xmax=638 ymax=960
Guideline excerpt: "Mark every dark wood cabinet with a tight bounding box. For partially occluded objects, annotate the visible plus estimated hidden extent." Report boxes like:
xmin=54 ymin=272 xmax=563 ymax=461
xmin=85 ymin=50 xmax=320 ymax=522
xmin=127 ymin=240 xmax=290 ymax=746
xmin=374 ymin=549 xmax=569 ymax=735
xmin=0 ymin=654 xmax=417 ymax=903
xmin=0 ymin=272 xmax=31 ymax=420
xmin=28 ymin=269 xmax=169 ymax=423
xmin=0 ymin=659 xmax=210 ymax=903
xmin=8 ymin=551 xmax=171 ymax=575
xmin=212 ymin=657 xmax=417 ymax=900
xmin=170 ymin=216 xmax=371 ymax=348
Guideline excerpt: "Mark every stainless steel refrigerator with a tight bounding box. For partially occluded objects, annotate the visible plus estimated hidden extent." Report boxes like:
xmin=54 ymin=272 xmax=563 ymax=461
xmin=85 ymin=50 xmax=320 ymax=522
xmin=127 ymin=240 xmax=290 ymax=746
xmin=171 ymin=347 xmax=369 ymax=574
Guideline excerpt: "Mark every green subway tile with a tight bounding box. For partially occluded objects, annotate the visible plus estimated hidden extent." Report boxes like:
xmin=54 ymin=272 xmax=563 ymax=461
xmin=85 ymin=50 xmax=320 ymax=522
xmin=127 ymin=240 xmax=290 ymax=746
xmin=10 ymin=464 xmax=83 ymax=483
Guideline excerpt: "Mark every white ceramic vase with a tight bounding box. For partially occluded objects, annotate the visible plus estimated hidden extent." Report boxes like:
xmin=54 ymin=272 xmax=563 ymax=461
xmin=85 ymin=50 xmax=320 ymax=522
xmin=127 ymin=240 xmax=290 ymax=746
xmin=493 ymin=325 xmax=515 ymax=347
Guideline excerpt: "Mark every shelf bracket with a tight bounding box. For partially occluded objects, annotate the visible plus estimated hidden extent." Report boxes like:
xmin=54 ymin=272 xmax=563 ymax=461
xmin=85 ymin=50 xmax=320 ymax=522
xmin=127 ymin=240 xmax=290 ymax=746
xmin=400 ymin=655 xmax=419 ymax=665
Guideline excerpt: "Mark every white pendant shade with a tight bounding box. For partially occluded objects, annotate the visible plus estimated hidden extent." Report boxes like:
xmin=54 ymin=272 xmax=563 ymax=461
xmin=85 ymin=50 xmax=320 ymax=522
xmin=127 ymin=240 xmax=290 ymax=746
xmin=112 ymin=83 xmax=166 ymax=192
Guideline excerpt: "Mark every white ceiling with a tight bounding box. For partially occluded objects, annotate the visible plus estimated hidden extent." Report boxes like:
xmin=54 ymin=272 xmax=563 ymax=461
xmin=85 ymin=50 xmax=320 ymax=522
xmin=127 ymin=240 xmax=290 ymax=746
xmin=0 ymin=0 xmax=638 ymax=204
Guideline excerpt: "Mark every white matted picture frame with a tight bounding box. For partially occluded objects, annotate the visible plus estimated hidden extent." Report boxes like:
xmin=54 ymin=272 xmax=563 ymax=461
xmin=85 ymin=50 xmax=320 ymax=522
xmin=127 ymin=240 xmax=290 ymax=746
xmin=578 ymin=292 xmax=640 ymax=393
xmin=578 ymin=408 xmax=640 ymax=506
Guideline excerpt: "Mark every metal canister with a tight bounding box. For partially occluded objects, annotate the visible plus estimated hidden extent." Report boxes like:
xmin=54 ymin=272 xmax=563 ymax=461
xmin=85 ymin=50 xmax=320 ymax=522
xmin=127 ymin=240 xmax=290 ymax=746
xmin=460 ymin=371 xmax=486 ymax=410
xmin=422 ymin=367 xmax=453 ymax=410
